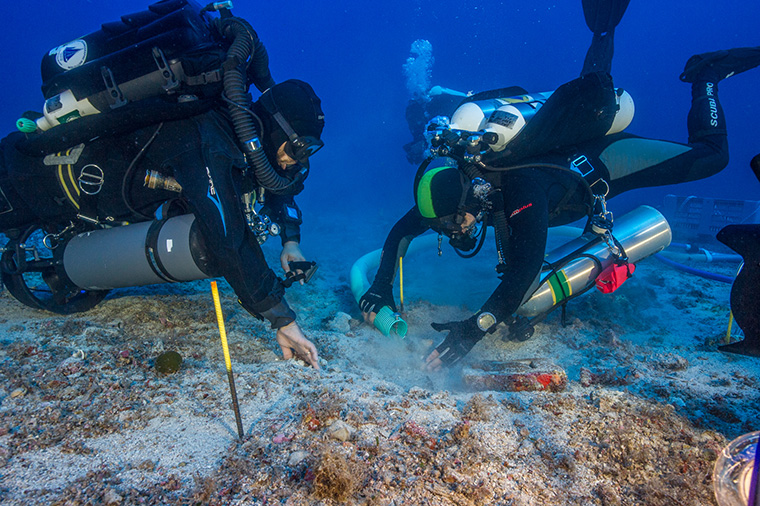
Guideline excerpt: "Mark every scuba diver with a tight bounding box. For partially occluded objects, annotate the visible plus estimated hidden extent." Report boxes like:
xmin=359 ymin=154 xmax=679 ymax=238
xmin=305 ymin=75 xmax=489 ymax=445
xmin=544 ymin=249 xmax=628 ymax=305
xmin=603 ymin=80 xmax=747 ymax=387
xmin=404 ymin=85 xmax=471 ymax=165
xmin=0 ymin=0 xmax=324 ymax=368
xmin=402 ymin=39 xmax=471 ymax=165
xmin=359 ymin=0 xmax=760 ymax=370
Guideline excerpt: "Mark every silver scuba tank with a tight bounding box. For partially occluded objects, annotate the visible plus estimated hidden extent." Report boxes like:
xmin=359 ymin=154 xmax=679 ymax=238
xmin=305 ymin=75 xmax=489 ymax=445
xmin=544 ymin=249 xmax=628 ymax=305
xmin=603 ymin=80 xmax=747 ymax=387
xmin=516 ymin=205 xmax=671 ymax=318
xmin=62 ymin=214 xmax=210 ymax=290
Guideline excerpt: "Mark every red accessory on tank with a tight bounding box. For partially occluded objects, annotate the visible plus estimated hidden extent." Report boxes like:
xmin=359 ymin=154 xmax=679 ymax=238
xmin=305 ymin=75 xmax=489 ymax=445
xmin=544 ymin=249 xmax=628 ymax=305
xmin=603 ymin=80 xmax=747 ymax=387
xmin=595 ymin=262 xmax=635 ymax=294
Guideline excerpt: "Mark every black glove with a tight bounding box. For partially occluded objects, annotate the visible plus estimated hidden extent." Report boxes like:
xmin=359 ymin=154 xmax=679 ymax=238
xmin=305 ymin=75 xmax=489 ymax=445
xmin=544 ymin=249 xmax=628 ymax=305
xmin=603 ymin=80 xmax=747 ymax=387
xmin=359 ymin=284 xmax=396 ymax=315
xmin=431 ymin=316 xmax=486 ymax=366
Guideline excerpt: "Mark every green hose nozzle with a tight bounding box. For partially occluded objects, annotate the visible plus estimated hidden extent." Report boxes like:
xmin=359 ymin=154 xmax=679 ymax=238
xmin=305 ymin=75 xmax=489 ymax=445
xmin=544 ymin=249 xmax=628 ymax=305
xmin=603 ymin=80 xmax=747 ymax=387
xmin=16 ymin=118 xmax=37 ymax=133
xmin=373 ymin=306 xmax=408 ymax=338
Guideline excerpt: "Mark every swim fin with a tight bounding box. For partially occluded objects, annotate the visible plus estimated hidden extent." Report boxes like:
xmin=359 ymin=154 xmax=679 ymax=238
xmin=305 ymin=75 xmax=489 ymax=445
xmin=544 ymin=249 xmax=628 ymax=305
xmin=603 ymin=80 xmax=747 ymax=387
xmin=582 ymin=0 xmax=631 ymax=34
xmin=717 ymin=223 xmax=760 ymax=358
xmin=680 ymin=46 xmax=760 ymax=83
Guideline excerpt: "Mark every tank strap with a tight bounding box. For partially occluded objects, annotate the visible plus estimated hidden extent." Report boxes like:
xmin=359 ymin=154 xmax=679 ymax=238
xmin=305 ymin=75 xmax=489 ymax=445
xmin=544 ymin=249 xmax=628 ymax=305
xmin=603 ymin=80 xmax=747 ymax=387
xmin=185 ymin=69 xmax=223 ymax=86
xmin=76 ymin=189 xmax=100 ymax=226
xmin=144 ymin=219 xmax=181 ymax=283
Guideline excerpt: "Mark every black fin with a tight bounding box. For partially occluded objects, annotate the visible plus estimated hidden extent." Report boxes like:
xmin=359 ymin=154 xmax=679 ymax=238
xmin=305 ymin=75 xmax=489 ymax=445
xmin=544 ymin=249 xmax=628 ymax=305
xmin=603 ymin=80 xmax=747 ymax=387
xmin=582 ymin=0 xmax=631 ymax=34
xmin=751 ymin=153 xmax=760 ymax=183
xmin=680 ymin=46 xmax=760 ymax=83
xmin=717 ymin=224 xmax=760 ymax=357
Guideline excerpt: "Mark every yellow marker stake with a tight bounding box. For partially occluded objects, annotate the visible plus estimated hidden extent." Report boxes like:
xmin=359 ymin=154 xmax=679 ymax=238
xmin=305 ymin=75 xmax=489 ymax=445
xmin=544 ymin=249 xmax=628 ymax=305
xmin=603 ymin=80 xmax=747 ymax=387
xmin=726 ymin=311 xmax=735 ymax=344
xmin=211 ymin=281 xmax=244 ymax=441
xmin=399 ymin=256 xmax=405 ymax=313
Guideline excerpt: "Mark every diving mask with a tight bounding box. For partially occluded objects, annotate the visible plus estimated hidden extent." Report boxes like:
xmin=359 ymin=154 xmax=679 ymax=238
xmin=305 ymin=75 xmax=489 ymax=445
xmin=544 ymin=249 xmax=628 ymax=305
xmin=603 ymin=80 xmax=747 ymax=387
xmin=433 ymin=211 xmax=481 ymax=252
xmin=283 ymin=133 xmax=324 ymax=166
xmin=261 ymin=82 xmax=325 ymax=168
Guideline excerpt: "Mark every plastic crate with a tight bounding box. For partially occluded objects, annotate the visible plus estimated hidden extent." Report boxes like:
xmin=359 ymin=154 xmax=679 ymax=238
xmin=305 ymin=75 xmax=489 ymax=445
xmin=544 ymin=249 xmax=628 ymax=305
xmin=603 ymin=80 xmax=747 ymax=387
xmin=662 ymin=194 xmax=760 ymax=244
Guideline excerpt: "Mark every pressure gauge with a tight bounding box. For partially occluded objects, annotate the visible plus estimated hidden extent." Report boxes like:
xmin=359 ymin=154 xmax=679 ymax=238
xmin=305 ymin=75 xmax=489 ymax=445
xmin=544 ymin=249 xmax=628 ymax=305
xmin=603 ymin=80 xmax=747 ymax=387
xmin=477 ymin=311 xmax=496 ymax=332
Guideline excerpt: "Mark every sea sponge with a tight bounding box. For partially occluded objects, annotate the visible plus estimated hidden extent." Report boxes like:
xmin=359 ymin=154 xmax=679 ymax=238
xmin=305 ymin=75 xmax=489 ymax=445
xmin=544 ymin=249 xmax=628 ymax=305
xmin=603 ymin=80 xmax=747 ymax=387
xmin=313 ymin=448 xmax=356 ymax=502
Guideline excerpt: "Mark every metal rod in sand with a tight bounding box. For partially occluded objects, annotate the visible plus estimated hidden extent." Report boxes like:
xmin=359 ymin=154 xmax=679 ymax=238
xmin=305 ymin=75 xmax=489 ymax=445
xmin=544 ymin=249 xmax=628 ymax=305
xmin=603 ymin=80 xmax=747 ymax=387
xmin=210 ymin=281 xmax=244 ymax=441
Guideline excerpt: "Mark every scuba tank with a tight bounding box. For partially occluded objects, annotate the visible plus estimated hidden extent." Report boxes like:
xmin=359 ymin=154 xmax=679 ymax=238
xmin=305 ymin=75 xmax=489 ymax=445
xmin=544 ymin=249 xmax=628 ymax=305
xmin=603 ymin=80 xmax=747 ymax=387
xmin=19 ymin=0 xmax=276 ymax=137
xmin=448 ymin=88 xmax=634 ymax=153
xmin=32 ymin=90 xmax=102 ymax=132
xmin=516 ymin=205 xmax=671 ymax=318
xmin=449 ymin=92 xmax=554 ymax=149
xmin=29 ymin=0 xmax=221 ymax=132
xmin=348 ymin=205 xmax=671 ymax=339
xmin=62 ymin=213 xmax=212 ymax=290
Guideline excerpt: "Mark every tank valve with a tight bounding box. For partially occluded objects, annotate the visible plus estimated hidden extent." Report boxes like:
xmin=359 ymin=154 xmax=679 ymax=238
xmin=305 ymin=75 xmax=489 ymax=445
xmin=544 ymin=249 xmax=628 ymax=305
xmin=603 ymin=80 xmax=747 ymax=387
xmin=16 ymin=118 xmax=38 ymax=133
xmin=145 ymin=170 xmax=183 ymax=193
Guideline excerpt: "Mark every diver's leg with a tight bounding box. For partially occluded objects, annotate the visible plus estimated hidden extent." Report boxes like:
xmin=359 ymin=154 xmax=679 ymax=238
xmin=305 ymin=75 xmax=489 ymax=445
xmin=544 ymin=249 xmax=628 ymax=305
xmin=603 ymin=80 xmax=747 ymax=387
xmin=580 ymin=0 xmax=632 ymax=76
xmin=583 ymin=56 xmax=752 ymax=197
xmin=581 ymin=31 xmax=615 ymax=76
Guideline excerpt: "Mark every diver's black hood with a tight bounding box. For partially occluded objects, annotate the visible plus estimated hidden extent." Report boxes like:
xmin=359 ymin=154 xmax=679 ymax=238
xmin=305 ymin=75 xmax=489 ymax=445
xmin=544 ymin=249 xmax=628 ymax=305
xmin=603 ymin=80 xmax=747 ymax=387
xmin=414 ymin=165 xmax=483 ymax=220
xmin=252 ymin=79 xmax=325 ymax=164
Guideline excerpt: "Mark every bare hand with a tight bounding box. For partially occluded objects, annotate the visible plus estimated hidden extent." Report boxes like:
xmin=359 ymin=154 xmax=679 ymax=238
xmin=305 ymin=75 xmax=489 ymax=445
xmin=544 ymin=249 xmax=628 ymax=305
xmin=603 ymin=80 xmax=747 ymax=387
xmin=276 ymin=321 xmax=320 ymax=370
xmin=423 ymin=349 xmax=443 ymax=372
xmin=361 ymin=310 xmax=377 ymax=326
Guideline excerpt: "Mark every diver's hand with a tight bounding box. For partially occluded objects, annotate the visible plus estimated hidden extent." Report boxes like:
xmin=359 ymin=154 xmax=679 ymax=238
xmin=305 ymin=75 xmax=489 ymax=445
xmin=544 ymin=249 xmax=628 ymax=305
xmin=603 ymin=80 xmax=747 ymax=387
xmin=359 ymin=284 xmax=396 ymax=325
xmin=276 ymin=321 xmax=320 ymax=370
xmin=424 ymin=317 xmax=485 ymax=371
xmin=281 ymin=241 xmax=306 ymax=285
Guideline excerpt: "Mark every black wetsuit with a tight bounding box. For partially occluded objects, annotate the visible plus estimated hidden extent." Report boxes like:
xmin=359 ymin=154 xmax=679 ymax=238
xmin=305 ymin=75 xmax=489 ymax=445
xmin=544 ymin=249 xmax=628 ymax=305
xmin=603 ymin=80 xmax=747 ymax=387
xmin=142 ymin=109 xmax=303 ymax=322
xmin=0 ymin=107 xmax=303 ymax=325
xmin=369 ymin=71 xmax=728 ymax=333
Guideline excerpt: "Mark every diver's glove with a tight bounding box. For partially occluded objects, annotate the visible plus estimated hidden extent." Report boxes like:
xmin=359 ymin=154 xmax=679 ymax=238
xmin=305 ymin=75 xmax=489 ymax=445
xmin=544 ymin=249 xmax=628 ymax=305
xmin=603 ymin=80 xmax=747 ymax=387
xmin=431 ymin=316 xmax=486 ymax=366
xmin=359 ymin=283 xmax=396 ymax=314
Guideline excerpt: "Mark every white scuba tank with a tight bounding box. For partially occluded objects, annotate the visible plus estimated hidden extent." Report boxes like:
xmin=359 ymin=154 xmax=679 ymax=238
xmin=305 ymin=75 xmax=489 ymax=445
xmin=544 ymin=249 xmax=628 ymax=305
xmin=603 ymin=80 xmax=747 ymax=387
xmin=35 ymin=89 xmax=101 ymax=131
xmin=449 ymin=89 xmax=635 ymax=152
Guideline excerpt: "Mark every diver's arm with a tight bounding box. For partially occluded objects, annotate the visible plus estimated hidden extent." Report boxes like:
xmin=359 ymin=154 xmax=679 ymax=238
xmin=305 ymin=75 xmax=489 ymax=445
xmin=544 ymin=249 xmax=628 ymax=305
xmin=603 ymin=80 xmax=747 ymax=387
xmin=262 ymin=193 xmax=302 ymax=245
xmin=373 ymin=207 xmax=430 ymax=287
xmin=261 ymin=193 xmax=306 ymax=279
xmin=425 ymin=183 xmax=549 ymax=370
xmin=360 ymin=207 xmax=429 ymax=320
xmin=428 ymin=85 xmax=469 ymax=97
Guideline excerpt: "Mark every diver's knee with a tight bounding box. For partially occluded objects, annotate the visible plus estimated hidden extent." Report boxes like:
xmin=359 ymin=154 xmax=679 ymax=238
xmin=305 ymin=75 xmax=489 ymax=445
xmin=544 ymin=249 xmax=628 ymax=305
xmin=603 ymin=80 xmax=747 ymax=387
xmin=687 ymin=150 xmax=729 ymax=181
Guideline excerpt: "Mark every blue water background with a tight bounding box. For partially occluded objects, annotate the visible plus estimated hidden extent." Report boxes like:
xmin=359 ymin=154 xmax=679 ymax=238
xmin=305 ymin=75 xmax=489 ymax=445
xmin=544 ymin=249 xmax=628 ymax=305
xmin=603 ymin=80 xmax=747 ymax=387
xmin=1 ymin=0 xmax=759 ymax=222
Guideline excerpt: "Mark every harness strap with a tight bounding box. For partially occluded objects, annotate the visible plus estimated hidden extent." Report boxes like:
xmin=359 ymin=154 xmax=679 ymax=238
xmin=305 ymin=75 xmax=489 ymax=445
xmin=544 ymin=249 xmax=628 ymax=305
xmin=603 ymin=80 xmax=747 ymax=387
xmin=185 ymin=69 xmax=223 ymax=86
xmin=144 ymin=219 xmax=180 ymax=283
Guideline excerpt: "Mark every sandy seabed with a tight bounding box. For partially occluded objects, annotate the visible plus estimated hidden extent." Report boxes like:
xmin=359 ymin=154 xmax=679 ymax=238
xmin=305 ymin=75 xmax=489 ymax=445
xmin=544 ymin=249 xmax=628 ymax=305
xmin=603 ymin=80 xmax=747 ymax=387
xmin=0 ymin=214 xmax=758 ymax=506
